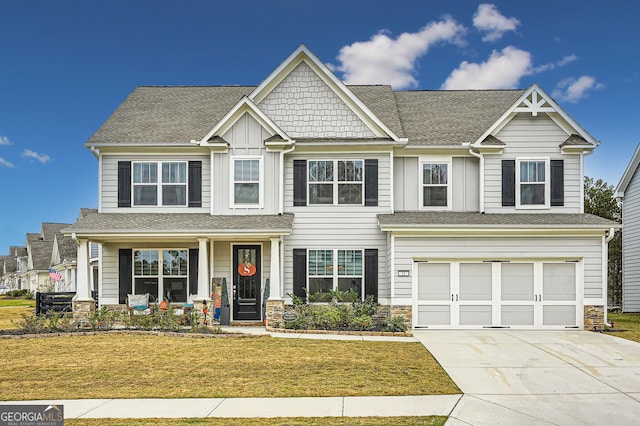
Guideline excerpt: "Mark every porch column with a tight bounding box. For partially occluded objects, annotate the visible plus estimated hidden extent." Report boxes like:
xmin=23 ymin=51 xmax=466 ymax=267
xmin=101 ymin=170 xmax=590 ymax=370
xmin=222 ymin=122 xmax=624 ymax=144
xmin=197 ymin=238 xmax=210 ymax=300
xmin=73 ymin=238 xmax=94 ymax=327
xmin=75 ymin=238 xmax=91 ymax=300
xmin=269 ymin=237 xmax=282 ymax=300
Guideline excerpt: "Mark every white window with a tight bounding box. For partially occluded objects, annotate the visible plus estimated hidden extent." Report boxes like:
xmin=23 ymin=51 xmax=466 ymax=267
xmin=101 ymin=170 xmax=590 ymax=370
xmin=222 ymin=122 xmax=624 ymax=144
xmin=308 ymin=160 xmax=363 ymax=205
xmin=133 ymin=249 xmax=189 ymax=303
xmin=307 ymin=249 xmax=363 ymax=300
xmin=421 ymin=160 xmax=450 ymax=208
xmin=231 ymin=157 xmax=263 ymax=207
xmin=132 ymin=161 xmax=187 ymax=206
xmin=517 ymin=159 xmax=549 ymax=208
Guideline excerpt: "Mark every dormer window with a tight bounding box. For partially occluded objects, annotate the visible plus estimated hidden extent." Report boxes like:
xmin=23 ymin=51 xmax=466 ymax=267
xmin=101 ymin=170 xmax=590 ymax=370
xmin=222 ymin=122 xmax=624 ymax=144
xmin=231 ymin=156 xmax=263 ymax=208
xmin=420 ymin=159 xmax=451 ymax=209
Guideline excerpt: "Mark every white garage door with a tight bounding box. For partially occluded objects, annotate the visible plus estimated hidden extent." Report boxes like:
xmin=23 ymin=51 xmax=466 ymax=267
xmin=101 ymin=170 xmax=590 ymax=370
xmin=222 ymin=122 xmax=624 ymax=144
xmin=415 ymin=261 xmax=579 ymax=329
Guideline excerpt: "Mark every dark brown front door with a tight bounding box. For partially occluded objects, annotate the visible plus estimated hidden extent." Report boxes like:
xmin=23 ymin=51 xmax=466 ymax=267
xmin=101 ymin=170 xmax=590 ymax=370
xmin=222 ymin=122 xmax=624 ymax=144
xmin=233 ymin=245 xmax=261 ymax=321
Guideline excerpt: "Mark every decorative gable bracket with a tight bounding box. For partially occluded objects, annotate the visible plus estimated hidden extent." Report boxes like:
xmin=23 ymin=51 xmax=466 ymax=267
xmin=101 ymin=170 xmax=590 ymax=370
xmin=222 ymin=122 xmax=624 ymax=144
xmin=513 ymin=89 xmax=555 ymax=116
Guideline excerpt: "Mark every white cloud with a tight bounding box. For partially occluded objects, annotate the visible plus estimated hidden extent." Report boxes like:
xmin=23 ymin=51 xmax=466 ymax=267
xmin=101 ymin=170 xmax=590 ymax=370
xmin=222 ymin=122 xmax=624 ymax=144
xmin=552 ymin=76 xmax=604 ymax=103
xmin=473 ymin=3 xmax=520 ymax=42
xmin=21 ymin=149 xmax=51 ymax=164
xmin=0 ymin=136 xmax=11 ymax=146
xmin=0 ymin=157 xmax=13 ymax=168
xmin=441 ymin=46 xmax=531 ymax=89
xmin=531 ymin=54 xmax=578 ymax=73
xmin=333 ymin=17 xmax=466 ymax=89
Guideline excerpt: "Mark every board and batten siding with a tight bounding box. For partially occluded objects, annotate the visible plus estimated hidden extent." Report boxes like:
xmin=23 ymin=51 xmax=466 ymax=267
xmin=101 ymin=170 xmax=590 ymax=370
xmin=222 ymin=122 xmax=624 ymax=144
xmin=282 ymin=152 xmax=391 ymax=299
xmin=392 ymin=236 xmax=603 ymax=299
xmin=101 ymin=154 xmax=210 ymax=213
xmin=484 ymin=114 xmax=582 ymax=213
xmin=623 ymin=167 xmax=640 ymax=312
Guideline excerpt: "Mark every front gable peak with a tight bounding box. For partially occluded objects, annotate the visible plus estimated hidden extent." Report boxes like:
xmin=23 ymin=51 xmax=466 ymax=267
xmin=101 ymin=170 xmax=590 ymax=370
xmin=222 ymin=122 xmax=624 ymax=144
xmin=249 ymin=45 xmax=403 ymax=141
xmin=472 ymin=83 xmax=598 ymax=151
xmin=197 ymin=96 xmax=292 ymax=148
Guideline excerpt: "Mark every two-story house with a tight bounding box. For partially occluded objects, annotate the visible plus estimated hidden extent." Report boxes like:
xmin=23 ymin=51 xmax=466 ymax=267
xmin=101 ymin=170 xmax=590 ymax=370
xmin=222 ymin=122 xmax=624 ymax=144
xmin=65 ymin=45 xmax=617 ymax=329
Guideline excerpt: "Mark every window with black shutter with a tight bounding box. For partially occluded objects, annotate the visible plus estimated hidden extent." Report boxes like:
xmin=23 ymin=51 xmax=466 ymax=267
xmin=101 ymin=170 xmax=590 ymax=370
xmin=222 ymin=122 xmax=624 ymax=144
xmin=502 ymin=160 xmax=515 ymax=207
xmin=118 ymin=161 xmax=131 ymax=208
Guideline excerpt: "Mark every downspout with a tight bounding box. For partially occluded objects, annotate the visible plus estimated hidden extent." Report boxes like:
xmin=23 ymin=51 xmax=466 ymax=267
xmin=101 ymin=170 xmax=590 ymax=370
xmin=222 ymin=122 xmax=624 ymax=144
xmin=279 ymin=144 xmax=296 ymax=215
xmin=467 ymin=146 xmax=485 ymax=213
xmin=604 ymin=227 xmax=616 ymax=328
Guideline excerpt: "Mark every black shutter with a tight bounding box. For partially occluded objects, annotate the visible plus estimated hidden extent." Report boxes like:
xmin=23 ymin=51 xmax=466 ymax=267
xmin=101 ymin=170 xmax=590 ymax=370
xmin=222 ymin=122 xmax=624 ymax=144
xmin=502 ymin=160 xmax=516 ymax=207
xmin=364 ymin=249 xmax=378 ymax=302
xmin=118 ymin=161 xmax=131 ymax=208
xmin=118 ymin=249 xmax=132 ymax=304
xmin=293 ymin=160 xmax=307 ymax=206
xmin=189 ymin=249 xmax=199 ymax=296
xmin=550 ymin=160 xmax=564 ymax=206
xmin=364 ymin=159 xmax=378 ymax=206
xmin=188 ymin=161 xmax=202 ymax=207
xmin=292 ymin=248 xmax=307 ymax=299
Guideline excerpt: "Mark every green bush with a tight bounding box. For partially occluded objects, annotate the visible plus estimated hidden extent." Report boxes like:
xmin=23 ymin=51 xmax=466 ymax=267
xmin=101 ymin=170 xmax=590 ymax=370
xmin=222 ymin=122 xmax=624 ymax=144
xmin=89 ymin=307 xmax=119 ymax=331
xmin=5 ymin=289 xmax=32 ymax=299
xmin=351 ymin=315 xmax=374 ymax=331
xmin=383 ymin=315 xmax=408 ymax=332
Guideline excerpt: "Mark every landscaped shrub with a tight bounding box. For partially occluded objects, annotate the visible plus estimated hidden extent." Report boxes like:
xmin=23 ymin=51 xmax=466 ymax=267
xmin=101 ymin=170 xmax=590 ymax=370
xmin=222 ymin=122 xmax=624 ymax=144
xmin=5 ymin=289 xmax=33 ymax=299
xmin=383 ymin=315 xmax=408 ymax=332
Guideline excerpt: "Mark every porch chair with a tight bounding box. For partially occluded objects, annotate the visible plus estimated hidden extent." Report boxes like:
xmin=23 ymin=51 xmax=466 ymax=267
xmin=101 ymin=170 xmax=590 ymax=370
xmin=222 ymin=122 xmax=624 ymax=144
xmin=126 ymin=293 xmax=154 ymax=315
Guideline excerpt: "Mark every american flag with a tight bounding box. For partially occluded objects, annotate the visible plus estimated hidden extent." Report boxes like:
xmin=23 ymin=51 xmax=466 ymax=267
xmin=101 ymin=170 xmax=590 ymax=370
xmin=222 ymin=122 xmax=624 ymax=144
xmin=49 ymin=268 xmax=63 ymax=282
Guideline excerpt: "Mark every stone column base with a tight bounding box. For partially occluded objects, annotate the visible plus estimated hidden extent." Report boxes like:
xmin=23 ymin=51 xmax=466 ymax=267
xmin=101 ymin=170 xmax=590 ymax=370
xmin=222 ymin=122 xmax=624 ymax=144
xmin=72 ymin=299 xmax=96 ymax=328
xmin=584 ymin=305 xmax=605 ymax=331
xmin=375 ymin=305 xmax=413 ymax=330
xmin=265 ymin=299 xmax=285 ymax=328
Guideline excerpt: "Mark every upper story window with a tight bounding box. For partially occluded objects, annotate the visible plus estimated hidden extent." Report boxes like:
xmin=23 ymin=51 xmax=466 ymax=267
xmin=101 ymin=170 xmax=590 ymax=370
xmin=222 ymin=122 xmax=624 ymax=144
xmin=517 ymin=159 xmax=549 ymax=208
xmin=231 ymin=156 xmax=263 ymax=207
xmin=308 ymin=160 xmax=363 ymax=205
xmin=132 ymin=161 xmax=186 ymax=206
xmin=421 ymin=160 xmax=450 ymax=208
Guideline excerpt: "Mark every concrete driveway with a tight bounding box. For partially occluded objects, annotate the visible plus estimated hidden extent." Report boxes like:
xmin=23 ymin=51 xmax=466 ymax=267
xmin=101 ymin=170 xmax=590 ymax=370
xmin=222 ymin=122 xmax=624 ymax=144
xmin=414 ymin=330 xmax=640 ymax=425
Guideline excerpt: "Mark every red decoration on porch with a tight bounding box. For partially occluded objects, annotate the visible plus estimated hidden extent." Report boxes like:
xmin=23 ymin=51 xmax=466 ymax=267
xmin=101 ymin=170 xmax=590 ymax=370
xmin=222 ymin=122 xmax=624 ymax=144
xmin=159 ymin=300 xmax=169 ymax=310
xmin=238 ymin=262 xmax=257 ymax=277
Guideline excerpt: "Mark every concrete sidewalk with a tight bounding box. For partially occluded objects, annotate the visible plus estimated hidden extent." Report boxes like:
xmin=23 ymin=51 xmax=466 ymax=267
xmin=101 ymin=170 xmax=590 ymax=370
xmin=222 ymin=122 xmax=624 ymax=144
xmin=3 ymin=395 xmax=461 ymax=419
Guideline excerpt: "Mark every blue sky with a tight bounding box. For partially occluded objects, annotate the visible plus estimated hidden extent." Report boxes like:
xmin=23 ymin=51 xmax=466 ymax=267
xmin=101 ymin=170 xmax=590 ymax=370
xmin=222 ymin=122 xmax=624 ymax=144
xmin=1 ymin=0 xmax=639 ymax=254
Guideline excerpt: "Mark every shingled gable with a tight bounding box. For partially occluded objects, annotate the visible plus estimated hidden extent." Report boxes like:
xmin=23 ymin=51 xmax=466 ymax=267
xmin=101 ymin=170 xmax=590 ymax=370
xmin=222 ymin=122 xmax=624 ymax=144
xmin=197 ymin=96 xmax=292 ymax=147
xmin=247 ymin=44 xmax=405 ymax=143
xmin=470 ymin=83 xmax=598 ymax=152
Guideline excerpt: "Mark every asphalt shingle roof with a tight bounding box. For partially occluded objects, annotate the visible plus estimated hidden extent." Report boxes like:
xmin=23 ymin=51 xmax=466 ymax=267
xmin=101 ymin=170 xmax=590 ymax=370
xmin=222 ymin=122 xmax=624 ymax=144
xmin=377 ymin=212 xmax=619 ymax=228
xmin=85 ymin=83 xmax=525 ymax=148
xmin=64 ymin=213 xmax=294 ymax=234
xmin=41 ymin=223 xmax=71 ymax=242
xmin=30 ymin=240 xmax=54 ymax=270
xmin=55 ymin=233 xmax=77 ymax=263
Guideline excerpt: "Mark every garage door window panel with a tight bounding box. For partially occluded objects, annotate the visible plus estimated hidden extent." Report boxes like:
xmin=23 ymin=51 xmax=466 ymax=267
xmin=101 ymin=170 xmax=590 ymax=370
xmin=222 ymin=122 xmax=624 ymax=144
xmin=543 ymin=263 xmax=576 ymax=301
xmin=459 ymin=263 xmax=492 ymax=301
xmin=418 ymin=263 xmax=450 ymax=300
xmin=501 ymin=263 xmax=534 ymax=301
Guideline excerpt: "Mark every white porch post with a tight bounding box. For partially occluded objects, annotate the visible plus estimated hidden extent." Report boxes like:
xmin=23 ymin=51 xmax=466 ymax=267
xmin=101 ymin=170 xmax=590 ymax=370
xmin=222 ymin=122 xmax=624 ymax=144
xmin=75 ymin=238 xmax=92 ymax=300
xmin=269 ymin=237 xmax=282 ymax=299
xmin=197 ymin=238 xmax=210 ymax=300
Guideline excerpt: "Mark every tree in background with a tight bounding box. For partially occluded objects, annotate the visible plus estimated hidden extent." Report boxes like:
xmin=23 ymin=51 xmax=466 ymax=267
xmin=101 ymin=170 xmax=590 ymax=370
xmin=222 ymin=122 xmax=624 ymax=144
xmin=584 ymin=177 xmax=622 ymax=308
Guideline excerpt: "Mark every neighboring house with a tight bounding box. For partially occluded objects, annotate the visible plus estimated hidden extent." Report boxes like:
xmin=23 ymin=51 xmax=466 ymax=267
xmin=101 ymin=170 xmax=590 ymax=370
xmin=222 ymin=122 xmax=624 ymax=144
xmin=615 ymin=144 xmax=640 ymax=312
xmin=65 ymin=45 xmax=618 ymax=329
xmin=25 ymin=223 xmax=70 ymax=293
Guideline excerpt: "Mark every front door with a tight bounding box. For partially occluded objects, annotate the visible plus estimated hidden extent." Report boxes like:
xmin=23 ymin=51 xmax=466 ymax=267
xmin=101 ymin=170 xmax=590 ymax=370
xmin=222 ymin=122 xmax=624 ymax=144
xmin=233 ymin=245 xmax=261 ymax=321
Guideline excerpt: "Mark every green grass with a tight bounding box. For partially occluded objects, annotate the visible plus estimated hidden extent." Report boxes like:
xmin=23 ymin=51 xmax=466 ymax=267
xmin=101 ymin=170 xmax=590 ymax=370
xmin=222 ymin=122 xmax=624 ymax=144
xmin=66 ymin=417 xmax=447 ymax=426
xmin=606 ymin=312 xmax=640 ymax=342
xmin=0 ymin=297 xmax=36 ymax=308
xmin=0 ymin=333 xmax=460 ymax=400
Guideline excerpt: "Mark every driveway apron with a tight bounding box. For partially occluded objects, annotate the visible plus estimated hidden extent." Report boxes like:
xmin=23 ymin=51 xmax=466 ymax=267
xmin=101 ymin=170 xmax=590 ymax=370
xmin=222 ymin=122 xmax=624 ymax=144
xmin=415 ymin=330 xmax=640 ymax=425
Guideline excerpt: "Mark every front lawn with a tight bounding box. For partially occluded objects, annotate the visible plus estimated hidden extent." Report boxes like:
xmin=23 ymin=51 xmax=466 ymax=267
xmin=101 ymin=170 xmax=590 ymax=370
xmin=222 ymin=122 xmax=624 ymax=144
xmin=0 ymin=296 xmax=35 ymax=330
xmin=606 ymin=312 xmax=640 ymax=342
xmin=0 ymin=333 xmax=460 ymax=400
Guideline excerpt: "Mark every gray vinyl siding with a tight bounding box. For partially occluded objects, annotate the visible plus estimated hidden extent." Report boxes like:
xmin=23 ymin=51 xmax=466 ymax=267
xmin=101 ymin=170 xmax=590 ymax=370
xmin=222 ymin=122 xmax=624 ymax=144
xmin=282 ymin=152 xmax=391 ymax=299
xmin=484 ymin=114 xmax=582 ymax=213
xmin=101 ymin=154 xmax=210 ymax=213
xmin=393 ymin=156 xmax=479 ymax=212
xmin=392 ymin=236 xmax=603 ymax=299
xmin=623 ymin=167 xmax=640 ymax=312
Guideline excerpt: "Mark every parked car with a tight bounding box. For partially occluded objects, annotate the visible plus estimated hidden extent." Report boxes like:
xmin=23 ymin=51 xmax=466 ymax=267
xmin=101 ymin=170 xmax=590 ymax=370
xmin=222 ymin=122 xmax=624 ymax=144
xmin=0 ymin=285 xmax=9 ymax=295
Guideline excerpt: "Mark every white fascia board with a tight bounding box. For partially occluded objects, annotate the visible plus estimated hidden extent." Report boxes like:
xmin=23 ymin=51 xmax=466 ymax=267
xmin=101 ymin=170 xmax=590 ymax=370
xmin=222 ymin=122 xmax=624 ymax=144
xmin=472 ymin=83 xmax=599 ymax=148
xmin=199 ymin=96 xmax=291 ymax=145
xmin=378 ymin=226 xmax=615 ymax=236
xmin=70 ymin=230 xmax=293 ymax=241
xmin=615 ymin=143 xmax=640 ymax=198
xmin=249 ymin=45 xmax=403 ymax=142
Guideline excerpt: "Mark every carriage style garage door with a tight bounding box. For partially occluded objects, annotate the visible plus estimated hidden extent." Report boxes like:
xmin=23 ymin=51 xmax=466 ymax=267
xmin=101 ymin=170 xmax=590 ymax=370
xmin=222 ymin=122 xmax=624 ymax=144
xmin=414 ymin=261 xmax=579 ymax=329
